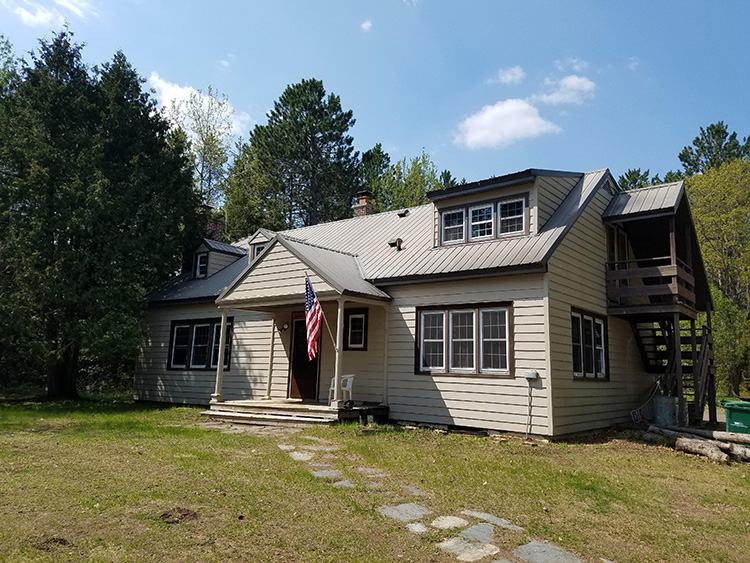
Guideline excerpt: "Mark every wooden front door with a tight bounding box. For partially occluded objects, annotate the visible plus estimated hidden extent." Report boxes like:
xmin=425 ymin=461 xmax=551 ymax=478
xmin=289 ymin=318 xmax=319 ymax=400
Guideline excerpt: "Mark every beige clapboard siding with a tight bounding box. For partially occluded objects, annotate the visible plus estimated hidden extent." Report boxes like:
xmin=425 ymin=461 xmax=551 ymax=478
xmin=134 ymin=302 xmax=273 ymax=405
xmin=223 ymin=245 xmax=333 ymax=303
xmin=547 ymin=187 xmax=654 ymax=435
xmin=536 ymin=175 xmax=579 ymax=230
xmin=208 ymin=252 xmax=241 ymax=277
xmin=384 ymin=275 xmax=550 ymax=435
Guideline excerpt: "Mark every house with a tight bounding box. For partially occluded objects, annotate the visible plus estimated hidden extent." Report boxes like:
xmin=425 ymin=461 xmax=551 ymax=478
xmin=134 ymin=168 xmax=715 ymax=436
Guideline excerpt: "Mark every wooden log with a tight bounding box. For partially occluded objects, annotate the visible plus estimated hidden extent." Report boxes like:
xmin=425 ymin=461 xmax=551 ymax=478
xmin=663 ymin=425 xmax=750 ymax=445
xmin=675 ymin=437 xmax=730 ymax=464
xmin=650 ymin=425 xmax=750 ymax=462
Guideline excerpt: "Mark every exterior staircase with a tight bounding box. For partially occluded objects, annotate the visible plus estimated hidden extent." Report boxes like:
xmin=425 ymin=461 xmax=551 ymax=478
xmin=202 ymin=399 xmax=388 ymax=426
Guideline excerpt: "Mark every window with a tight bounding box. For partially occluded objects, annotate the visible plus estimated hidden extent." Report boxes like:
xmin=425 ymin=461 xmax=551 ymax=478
xmin=417 ymin=304 xmax=512 ymax=375
xmin=170 ymin=325 xmax=190 ymax=368
xmin=253 ymin=244 xmax=266 ymax=258
xmin=344 ymin=308 xmax=368 ymax=350
xmin=469 ymin=204 xmax=493 ymax=240
xmin=420 ymin=312 xmax=445 ymax=371
xmin=210 ymin=323 xmax=233 ymax=368
xmin=441 ymin=209 xmax=465 ymax=244
xmin=168 ymin=317 xmax=233 ymax=370
xmin=194 ymin=253 xmax=208 ymax=278
xmin=571 ymin=310 xmax=607 ymax=379
xmin=498 ymin=198 xmax=525 ymax=235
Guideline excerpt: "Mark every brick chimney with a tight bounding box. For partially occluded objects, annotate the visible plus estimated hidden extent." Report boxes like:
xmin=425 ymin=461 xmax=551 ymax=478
xmin=202 ymin=204 xmax=224 ymax=241
xmin=353 ymin=190 xmax=375 ymax=217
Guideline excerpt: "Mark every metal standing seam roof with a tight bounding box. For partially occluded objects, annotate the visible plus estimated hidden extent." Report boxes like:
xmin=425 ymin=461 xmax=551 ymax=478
xmin=202 ymin=238 xmax=247 ymax=256
xmin=602 ymin=181 xmax=684 ymax=220
xmin=148 ymin=255 xmax=248 ymax=303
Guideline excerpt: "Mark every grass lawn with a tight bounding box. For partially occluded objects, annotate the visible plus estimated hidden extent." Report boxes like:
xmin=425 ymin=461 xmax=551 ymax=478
xmin=1 ymin=398 xmax=749 ymax=562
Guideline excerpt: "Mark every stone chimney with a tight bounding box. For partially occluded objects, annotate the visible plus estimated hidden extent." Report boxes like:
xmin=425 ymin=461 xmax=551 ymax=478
xmin=353 ymin=190 xmax=375 ymax=217
xmin=201 ymin=204 xmax=224 ymax=241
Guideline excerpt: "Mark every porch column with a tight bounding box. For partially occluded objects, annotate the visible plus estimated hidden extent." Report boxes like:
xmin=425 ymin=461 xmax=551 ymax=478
xmin=263 ymin=317 xmax=276 ymax=400
xmin=674 ymin=312 xmax=685 ymax=425
xmin=331 ymin=297 xmax=346 ymax=407
xmin=381 ymin=304 xmax=390 ymax=405
xmin=707 ymin=308 xmax=717 ymax=423
xmin=210 ymin=309 xmax=229 ymax=404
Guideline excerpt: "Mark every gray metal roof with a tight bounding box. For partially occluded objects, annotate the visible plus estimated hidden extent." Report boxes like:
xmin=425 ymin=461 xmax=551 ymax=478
xmin=603 ymin=181 xmax=683 ymax=220
xmin=148 ymin=255 xmax=248 ymax=303
xmin=202 ymin=238 xmax=247 ymax=256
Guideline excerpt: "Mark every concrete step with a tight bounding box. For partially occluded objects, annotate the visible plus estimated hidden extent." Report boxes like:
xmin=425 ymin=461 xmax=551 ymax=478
xmin=201 ymin=410 xmax=337 ymax=426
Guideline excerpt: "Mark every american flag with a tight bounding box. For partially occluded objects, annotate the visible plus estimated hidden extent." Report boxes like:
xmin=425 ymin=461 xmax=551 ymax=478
xmin=305 ymin=277 xmax=323 ymax=360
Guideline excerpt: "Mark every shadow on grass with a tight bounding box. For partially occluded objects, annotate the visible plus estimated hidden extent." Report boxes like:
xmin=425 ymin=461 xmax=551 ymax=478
xmin=0 ymin=395 xmax=177 ymax=418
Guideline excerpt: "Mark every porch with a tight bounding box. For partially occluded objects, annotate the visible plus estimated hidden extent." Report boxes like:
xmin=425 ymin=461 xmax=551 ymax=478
xmin=203 ymin=399 xmax=389 ymax=426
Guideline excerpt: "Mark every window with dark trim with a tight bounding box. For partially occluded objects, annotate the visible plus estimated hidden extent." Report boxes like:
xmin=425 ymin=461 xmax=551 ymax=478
xmin=416 ymin=303 xmax=512 ymax=376
xmin=168 ymin=317 xmax=233 ymax=370
xmin=194 ymin=252 xmax=208 ymax=278
xmin=438 ymin=193 xmax=529 ymax=247
xmin=571 ymin=309 xmax=607 ymax=380
xmin=344 ymin=308 xmax=368 ymax=351
xmin=253 ymin=244 xmax=266 ymax=258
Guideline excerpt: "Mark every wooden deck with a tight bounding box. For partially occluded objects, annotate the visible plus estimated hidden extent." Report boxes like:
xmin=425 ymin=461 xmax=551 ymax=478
xmin=203 ymin=399 xmax=389 ymax=426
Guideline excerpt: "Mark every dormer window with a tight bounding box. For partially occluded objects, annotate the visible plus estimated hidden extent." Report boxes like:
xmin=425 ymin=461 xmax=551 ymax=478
xmin=194 ymin=252 xmax=208 ymax=279
xmin=441 ymin=209 xmax=465 ymax=244
xmin=498 ymin=198 xmax=525 ymax=235
xmin=469 ymin=204 xmax=494 ymax=240
xmin=253 ymin=244 xmax=266 ymax=258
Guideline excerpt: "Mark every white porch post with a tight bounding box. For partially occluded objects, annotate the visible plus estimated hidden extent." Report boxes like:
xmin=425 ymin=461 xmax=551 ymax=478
xmin=381 ymin=304 xmax=389 ymax=405
xmin=331 ymin=297 xmax=346 ymax=407
xmin=210 ymin=309 xmax=229 ymax=404
xmin=263 ymin=317 xmax=276 ymax=400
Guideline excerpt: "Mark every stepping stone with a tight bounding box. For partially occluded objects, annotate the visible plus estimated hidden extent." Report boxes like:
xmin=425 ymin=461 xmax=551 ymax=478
xmin=377 ymin=503 xmax=431 ymax=522
xmin=289 ymin=451 xmax=313 ymax=461
xmin=514 ymin=540 xmax=582 ymax=563
xmin=277 ymin=444 xmax=295 ymax=451
xmin=438 ymin=537 xmax=500 ymax=562
xmin=402 ymin=484 xmax=425 ymax=496
xmin=431 ymin=515 xmax=469 ymax=529
xmin=461 ymin=510 xmax=524 ymax=531
xmin=331 ymin=479 xmax=356 ymax=488
xmin=460 ymin=522 xmax=494 ymax=543
xmin=406 ymin=522 xmax=428 ymax=534
xmin=356 ymin=466 xmax=387 ymax=477
xmin=311 ymin=469 xmax=342 ymax=479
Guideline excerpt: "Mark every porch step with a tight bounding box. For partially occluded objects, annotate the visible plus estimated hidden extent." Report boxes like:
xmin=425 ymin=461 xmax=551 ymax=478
xmin=201 ymin=410 xmax=337 ymax=426
xmin=209 ymin=402 xmax=338 ymax=416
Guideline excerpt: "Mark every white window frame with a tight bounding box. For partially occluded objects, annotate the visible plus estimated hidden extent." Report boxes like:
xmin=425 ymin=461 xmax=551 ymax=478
xmin=189 ymin=323 xmax=211 ymax=368
xmin=479 ymin=308 xmax=509 ymax=374
xmin=170 ymin=324 xmax=191 ymax=368
xmin=497 ymin=197 xmax=526 ymax=236
xmin=571 ymin=312 xmax=584 ymax=378
xmin=420 ymin=311 xmax=446 ymax=372
xmin=346 ymin=313 xmax=366 ymax=350
xmin=449 ymin=310 xmax=476 ymax=372
xmin=594 ymin=318 xmax=606 ymax=379
xmin=210 ymin=322 xmax=232 ymax=369
xmin=469 ymin=204 xmax=494 ymax=241
xmin=194 ymin=252 xmax=208 ymax=278
xmin=441 ymin=209 xmax=465 ymax=245
xmin=253 ymin=244 xmax=265 ymax=258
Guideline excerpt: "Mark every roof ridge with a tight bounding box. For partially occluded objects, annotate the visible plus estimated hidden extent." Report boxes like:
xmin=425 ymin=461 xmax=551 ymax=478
xmin=280 ymin=204 xmax=430 ymax=235
xmin=280 ymin=234 xmax=360 ymax=258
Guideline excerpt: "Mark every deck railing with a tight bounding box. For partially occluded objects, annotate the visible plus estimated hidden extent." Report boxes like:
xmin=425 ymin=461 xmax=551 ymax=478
xmin=606 ymin=256 xmax=696 ymax=311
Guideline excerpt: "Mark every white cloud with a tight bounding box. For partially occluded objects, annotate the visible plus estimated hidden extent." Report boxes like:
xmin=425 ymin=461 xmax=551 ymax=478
xmin=454 ymin=98 xmax=560 ymax=150
xmin=489 ymin=65 xmax=525 ymax=85
xmin=360 ymin=20 xmax=372 ymax=32
xmin=2 ymin=0 xmax=97 ymax=26
xmin=149 ymin=72 xmax=252 ymax=137
xmin=555 ymin=57 xmax=589 ymax=73
xmin=54 ymin=0 xmax=97 ymax=20
xmin=533 ymin=74 xmax=596 ymax=105
xmin=219 ymin=59 xmax=230 ymax=68
xmin=628 ymin=57 xmax=640 ymax=71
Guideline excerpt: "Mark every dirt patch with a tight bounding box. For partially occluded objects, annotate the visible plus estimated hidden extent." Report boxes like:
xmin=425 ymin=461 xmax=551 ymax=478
xmin=32 ymin=536 xmax=71 ymax=551
xmin=159 ymin=507 xmax=198 ymax=524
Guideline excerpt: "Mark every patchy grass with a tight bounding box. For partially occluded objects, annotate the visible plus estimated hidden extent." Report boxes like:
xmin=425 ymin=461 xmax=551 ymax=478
xmin=1 ymin=399 xmax=749 ymax=562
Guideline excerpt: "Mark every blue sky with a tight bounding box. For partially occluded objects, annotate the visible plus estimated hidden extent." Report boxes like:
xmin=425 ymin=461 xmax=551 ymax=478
xmin=2 ymin=0 xmax=749 ymax=183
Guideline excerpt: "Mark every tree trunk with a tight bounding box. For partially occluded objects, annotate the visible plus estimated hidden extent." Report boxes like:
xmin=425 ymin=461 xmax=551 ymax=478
xmin=47 ymin=344 xmax=79 ymax=399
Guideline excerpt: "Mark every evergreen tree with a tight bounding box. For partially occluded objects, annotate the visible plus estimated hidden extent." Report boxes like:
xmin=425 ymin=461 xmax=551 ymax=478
xmin=679 ymin=121 xmax=749 ymax=175
xmin=618 ymin=168 xmax=651 ymax=191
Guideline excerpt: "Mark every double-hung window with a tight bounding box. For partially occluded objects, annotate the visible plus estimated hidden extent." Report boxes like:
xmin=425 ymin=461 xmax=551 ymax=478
xmin=441 ymin=209 xmax=465 ymax=244
xmin=469 ymin=204 xmax=493 ymax=240
xmin=418 ymin=305 xmax=511 ymax=375
xmin=498 ymin=198 xmax=525 ymax=235
xmin=344 ymin=308 xmax=368 ymax=350
xmin=194 ymin=253 xmax=208 ymax=278
xmin=571 ymin=311 xmax=607 ymax=379
xmin=168 ymin=317 xmax=233 ymax=370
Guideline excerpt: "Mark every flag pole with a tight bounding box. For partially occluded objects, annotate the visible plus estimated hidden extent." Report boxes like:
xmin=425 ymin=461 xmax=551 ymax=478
xmin=306 ymin=272 xmax=338 ymax=353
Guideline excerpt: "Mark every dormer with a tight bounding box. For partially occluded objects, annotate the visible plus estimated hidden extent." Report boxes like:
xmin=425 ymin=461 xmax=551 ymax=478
xmin=192 ymin=238 xmax=246 ymax=279
xmin=243 ymin=228 xmax=277 ymax=261
xmin=427 ymin=169 xmax=583 ymax=247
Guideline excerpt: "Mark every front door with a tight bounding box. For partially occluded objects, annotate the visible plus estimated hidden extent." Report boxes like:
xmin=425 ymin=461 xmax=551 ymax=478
xmin=289 ymin=318 xmax=319 ymax=400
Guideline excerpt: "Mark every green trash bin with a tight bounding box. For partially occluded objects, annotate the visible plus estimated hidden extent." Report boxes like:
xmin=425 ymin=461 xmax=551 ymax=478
xmin=722 ymin=401 xmax=750 ymax=434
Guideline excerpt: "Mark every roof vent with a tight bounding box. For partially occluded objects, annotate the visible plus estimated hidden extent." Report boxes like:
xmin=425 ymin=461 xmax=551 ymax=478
xmin=397 ymin=209 xmax=410 ymax=218
xmin=388 ymin=238 xmax=403 ymax=251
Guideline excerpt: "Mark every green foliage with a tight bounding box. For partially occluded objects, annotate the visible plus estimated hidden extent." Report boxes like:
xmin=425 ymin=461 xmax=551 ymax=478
xmin=360 ymin=143 xmax=390 ymax=195
xmin=618 ymin=168 xmax=651 ymax=191
xmin=372 ymin=151 xmax=441 ymax=211
xmin=439 ymin=169 xmax=458 ymax=189
xmin=0 ymin=31 xmax=199 ymax=397
xmin=710 ymin=286 xmax=750 ymax=396
xmin=679 ymin=121 xmax=750 ymax=175
xmin=248 ymin=78 xmax=359 ymax=228
xmin=223 ymin=142 xmax=270 ymax=239
xmin=0 ymin=33 xmax=16 ymax=93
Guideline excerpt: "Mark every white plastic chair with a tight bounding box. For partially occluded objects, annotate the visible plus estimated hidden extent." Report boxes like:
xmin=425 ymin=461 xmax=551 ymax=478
xmin=328 ymin=374 xmax=355 ymax=404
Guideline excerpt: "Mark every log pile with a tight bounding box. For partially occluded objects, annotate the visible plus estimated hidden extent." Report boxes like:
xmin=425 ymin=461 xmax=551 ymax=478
xmin=644 ymin=425 xmax=750 ymax=464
